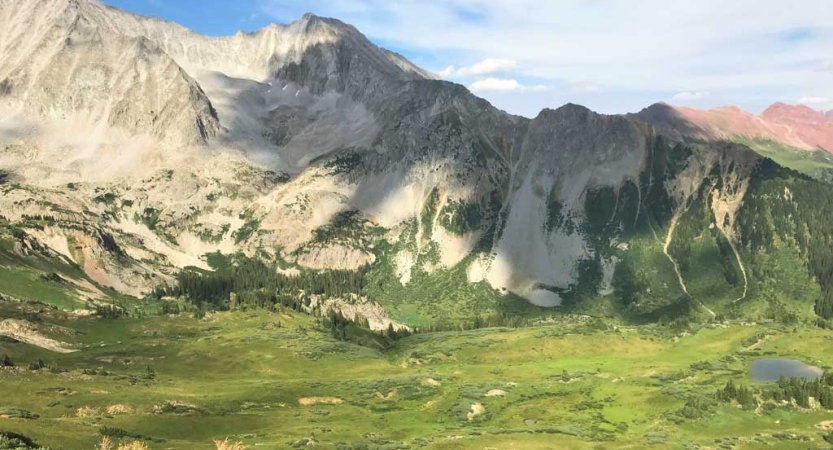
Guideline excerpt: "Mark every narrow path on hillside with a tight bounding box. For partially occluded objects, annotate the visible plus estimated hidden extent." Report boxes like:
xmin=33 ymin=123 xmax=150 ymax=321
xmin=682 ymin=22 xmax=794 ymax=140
xmin=724 ymin=230 xmax=749 ymax=304
xmin=663 ymin=209 xmax=716 ymax=318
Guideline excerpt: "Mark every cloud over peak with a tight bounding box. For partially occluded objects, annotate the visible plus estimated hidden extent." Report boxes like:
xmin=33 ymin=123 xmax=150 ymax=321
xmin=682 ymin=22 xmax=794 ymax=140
xmin=440 ymin=58 xmax=518 ymax=78
xmin=468 ymin=78 xmax=549 ymax=93
xmin=260 ymin=0 xmax=833 ymax=116
xmin=673 ymin=91 xmax=709 ymax=101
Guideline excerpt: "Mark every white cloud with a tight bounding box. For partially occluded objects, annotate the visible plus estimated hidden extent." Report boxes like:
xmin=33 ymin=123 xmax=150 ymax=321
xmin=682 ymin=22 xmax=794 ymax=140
xmin=261 ymin=0 xmax=833 ymax=115
xmin=673 ymin=91 xmax=709 ymax=101
xmin=438 ymin=58 xmax=518 ymax=78
xmin=469 ymin=78 xmax=548 ymax=93
xmin=438 ymin=65 xmax=456 ymax=78
xmin=457 ymin=58 xmax=517 ymax=77
xmin=798 ymin=96 xmax=830 ymax=104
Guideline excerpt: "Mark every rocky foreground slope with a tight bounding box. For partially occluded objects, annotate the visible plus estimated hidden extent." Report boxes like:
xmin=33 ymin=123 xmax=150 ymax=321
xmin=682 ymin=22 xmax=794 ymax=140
xmin=1 ymin=0 xmax=832 ymax=322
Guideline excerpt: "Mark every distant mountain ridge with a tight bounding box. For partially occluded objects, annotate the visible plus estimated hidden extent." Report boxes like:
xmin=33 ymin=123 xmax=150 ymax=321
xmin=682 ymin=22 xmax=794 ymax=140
xmin=761 ymin=103 xmax=833 ymax=152
xmin=635 ymin=102 xmax=833 ymax=153
xmin=1 ymin=0 xmax=833 ymax=325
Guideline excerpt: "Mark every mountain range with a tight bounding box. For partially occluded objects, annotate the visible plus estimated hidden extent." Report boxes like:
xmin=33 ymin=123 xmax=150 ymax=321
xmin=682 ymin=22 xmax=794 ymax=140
xmin=2 ymin=0 xmax=833 ymax=324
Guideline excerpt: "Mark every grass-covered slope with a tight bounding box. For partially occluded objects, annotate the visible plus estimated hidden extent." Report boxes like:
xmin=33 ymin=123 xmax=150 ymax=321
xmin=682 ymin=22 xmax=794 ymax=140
xmin=735 ymin=160 xmax=833 ymax=321
xmin=733 ymin=136 xmax=833 ymax=182
xmin=569 ymin=137 xmax=833 ymax=325
xmin=1 ymin=301 xmax=832 ymax=450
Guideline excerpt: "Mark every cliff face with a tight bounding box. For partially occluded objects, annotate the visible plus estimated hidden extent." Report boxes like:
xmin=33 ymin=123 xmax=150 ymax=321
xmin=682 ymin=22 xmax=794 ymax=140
xmin=0 ymin=0 xmax=220 ymax=146
xmin=0 ymin=0 xmax=829 ymax=320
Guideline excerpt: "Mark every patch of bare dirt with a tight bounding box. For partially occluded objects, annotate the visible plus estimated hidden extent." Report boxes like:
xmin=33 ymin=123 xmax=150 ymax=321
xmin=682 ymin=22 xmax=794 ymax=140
xmin=467 ymin=403 xmax=485 ymax=421
xmin=817 ymin=420 xmax=833 ymax=430
xmin=298 ymin=397 xmax=343 ymax=406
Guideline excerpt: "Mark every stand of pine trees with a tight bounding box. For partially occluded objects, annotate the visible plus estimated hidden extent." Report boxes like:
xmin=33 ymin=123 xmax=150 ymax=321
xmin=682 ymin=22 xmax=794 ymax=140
xmin=152 ymin=257 xmax=371 ymax=310
xmin=767 ymin=373 xmax=833 ymax=409
xmin=717 ymin=372 xmax=833 ymax=411
xmin=152 ymin=257 xmax=398 ymax=346
xmin=735 ymin=161 xmax=833 ymax=320
xmin=716 ymin=380 xmax=756 ymax=410
xmin=152 ymin=255 xmax=568 ymax=345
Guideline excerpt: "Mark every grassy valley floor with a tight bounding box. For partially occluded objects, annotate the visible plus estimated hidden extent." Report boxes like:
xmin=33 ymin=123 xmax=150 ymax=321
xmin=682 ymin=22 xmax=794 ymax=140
xmin=0 ymin=302 xmax=832 ymax=449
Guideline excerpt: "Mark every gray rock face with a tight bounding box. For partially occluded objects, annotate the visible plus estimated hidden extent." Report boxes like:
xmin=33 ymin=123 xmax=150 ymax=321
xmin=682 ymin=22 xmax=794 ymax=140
xmin=0 ymin=0 xmax=220 ymax=146
xmin=0 ymin=0 xmax=774 ymax=309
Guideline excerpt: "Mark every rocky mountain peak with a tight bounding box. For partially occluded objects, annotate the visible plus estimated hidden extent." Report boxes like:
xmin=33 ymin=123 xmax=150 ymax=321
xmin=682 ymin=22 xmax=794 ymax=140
xmin=539 ymin=103 xmax=594 ymax=119
xmin=631 ymin=102 xmax=679 ymax=123
xmin=760 ymin=102 xmax=833 ymax=151
xmin=762 ymin=102 xmax=827 ymax=123
xmin=289 ymin=11 xmax=351 ymax=41
xmin=2 ymin=0 xmax=833 ymax=324
xmin=0 ymin=0 xmax=221 ymax=146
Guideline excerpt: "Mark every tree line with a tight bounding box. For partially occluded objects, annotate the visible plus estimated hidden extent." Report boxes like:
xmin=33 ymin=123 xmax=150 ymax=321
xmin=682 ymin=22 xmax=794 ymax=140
xmin=152 ymin=257 xmax=371 ymax=310
xmin=735 ymin=160 xmax=833 ymax=319
xmin=717 ymin=372 xmax=833 ymax=410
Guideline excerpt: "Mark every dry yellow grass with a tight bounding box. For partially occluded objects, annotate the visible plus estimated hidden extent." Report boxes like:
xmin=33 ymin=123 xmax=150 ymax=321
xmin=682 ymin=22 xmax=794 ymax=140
xmin=422 ymin=378 xmax=442 ymax=387
xmin=117 ymin=442 xmax=150 ymax=450
xmin=374 ymin=390 xmax=397 ymax=400
xmin=467 ymin=403 xmax=485 ymax=421
xmin=100 ymin=437 xmax=245 ymax=450
xmin=214 ymin=438 xmax=247 ymax=450
xmin=76 ymin=406 xmax=100 ymax=417
xmin=98 ymin=437 xmax=114 ymax=450
xmin=106 ymin=404 xmax=133 ymax=415
xmin=298 ymin=397 xmax=343 ymax=406
xmin=98 ymin=438 xmax=149 ymax=450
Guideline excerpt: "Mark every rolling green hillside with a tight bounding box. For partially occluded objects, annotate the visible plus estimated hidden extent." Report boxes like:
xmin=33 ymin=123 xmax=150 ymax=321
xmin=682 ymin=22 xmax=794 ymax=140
xmin=1 ymin=302 xmax=833 ymax=449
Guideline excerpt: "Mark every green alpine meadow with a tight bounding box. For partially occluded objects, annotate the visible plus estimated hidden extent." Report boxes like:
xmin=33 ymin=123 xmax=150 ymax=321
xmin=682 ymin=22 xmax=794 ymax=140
xmin=1 ymin=1 xmax=833 ymax=449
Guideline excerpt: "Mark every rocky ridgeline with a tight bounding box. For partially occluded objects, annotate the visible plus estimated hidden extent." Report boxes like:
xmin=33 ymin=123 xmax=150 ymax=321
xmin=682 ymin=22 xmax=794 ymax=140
xmin=0 ymin=0 xmax=830 ymax=314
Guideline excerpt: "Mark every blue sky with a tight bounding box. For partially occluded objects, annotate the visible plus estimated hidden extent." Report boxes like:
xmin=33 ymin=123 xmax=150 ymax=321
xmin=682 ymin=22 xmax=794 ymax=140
xmin=102 ymin=0 xmax=833 ymax=117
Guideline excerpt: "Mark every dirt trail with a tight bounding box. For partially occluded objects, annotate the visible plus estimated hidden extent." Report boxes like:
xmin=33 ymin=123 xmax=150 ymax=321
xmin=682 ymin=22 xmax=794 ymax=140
xmin=725 ymin=233 xmax=749 ymax=304
xmin=0 ymin=319 xmax=76 ymax=353
xmin=663 ymin=210 xmax=716 ymax=318
xmin=663 ymin=211 xmax=689 ymax=297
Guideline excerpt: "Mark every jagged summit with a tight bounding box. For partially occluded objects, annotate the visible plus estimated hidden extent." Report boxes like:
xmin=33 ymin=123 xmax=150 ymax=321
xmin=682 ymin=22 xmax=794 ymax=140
xmin=299 ymin=12 xmax=345 ymax=29
xmin=1 ymin=0 xmax=832 ymax=317
xmin=0 ymin=0 xmax=441 ymax=148
xmin=0 ymin=0 xmax=221 ymax=146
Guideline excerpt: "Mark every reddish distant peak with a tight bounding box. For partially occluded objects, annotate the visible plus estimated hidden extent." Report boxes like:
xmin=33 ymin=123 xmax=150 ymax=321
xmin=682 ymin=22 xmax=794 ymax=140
xmin=827 ymin=110 xmax=833 ymax=120
xmin=711 ymin=105 xmax=745 ymax=113
xmin=762 ymin=102 xmax=825 ymax=122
